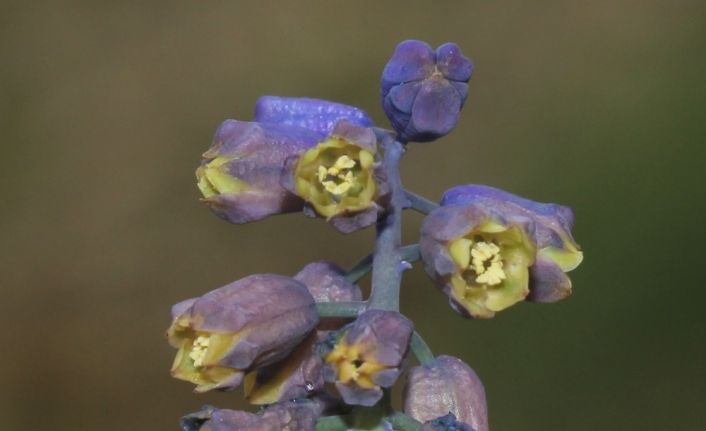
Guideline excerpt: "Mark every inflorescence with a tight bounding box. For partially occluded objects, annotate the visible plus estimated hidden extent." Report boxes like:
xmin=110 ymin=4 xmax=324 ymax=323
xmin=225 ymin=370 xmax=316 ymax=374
xmin=168 ymin=39 xmax=583 ymax=431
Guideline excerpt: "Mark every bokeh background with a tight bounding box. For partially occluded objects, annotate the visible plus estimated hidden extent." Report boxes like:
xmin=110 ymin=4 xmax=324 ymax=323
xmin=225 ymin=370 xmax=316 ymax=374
xmin=2 ymin=1 xmax=705 ymax=430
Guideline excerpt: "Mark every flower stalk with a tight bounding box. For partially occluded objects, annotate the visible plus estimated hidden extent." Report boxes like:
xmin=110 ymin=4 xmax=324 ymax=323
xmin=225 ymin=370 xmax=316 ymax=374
xmin=369 ymin=137 xmax=408 ymax=311
xmin=405 ymin=190 xmax=439 ymax=215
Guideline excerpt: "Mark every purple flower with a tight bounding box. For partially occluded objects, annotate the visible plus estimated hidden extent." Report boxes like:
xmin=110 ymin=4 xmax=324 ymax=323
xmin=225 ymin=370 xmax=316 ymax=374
xmin=404 ymin=356 xmax=488 ymax=431
xmin=295 ymin=260 xmax=363 ymax=330
xmin=243 ymin=261 xmax=362 ymax=404
xmin=281 ymin=120 xmax=390 ymax=234
xmin=196 ymin=120 xmax=321 ymax=224
xmin=255 ymin=96 xmax=373 ymax=136
xmin=381 ymin=40 xmax=472 ymax=143
xmin=180 ymin=402 xmax=318 ymax=431
xmin=167 ymin=274 xmax=319 ymax=393
xmin=320 ymin=310 xmax=413 ymax=406
xmin=420 ymin=185 xmax=583 ymax=318
xmin=243 ymin=332 xmax=325 ymax=405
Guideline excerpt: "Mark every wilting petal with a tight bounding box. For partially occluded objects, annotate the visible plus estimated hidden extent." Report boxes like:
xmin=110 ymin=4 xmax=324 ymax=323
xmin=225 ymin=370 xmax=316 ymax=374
xmin=167 ymin=274 xmax=319 ymax=393
xmin=405 ymin=356 xmax=488 ymax=431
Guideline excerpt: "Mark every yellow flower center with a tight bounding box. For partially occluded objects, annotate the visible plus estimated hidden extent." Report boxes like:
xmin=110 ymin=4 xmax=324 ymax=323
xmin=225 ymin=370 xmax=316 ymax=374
xmin=470 ymin=241 xmax=506 ymax=286
xmin=196 ymin=156 xmax=250 ymax=198
xmin=317 ymin=155 xmax=357 ymax=196
xmin=189 ymin=335 xmax=210 ymax=367
xmin=325 ymin=341 xmax=385 ymax=389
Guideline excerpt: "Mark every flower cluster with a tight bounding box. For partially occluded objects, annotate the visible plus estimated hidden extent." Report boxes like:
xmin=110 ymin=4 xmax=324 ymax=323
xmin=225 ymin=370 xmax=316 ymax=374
xmin=169 ymin=39 xmax=582 ymax=430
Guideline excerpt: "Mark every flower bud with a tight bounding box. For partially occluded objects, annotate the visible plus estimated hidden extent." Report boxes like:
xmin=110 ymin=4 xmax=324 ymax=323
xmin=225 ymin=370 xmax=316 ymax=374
xmin=381 ymin=40 xmax=472 ymax=143
xmin=420 ymin=185 xmax=582 ymax=318
xmin=320 ymin=310 xmax=413 ymax=406
xmin=242 ymin=261 xmax=363 ymax=405
xmin=255 ymin=96 xmax=373 ymax=136
xmin=180 ymin=402 xmax=317 ymax=431
xmin=295 ymin=260 xmax=363 ymax=330
xmin=243 ymin=332 xmax=324 ymax=405
xmin=197 ymin=120 xmax=322 ymax=224
xmin=295 ymin=261 xmax=363 ymax=303
xmin=167 ymin=274 xmax=319 ymax=393
xmin=404 ymin=356 xmax=488 ymax=431
xmin=282 ymin=120 xmax=390 ymax=233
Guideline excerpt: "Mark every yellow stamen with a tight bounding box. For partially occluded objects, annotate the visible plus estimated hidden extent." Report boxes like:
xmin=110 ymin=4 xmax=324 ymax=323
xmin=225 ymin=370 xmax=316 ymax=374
xmin=196 ymin=156 xmax=250 ymax=198
xmin=189 ymin=335 xmax=210 ymax=367
xmin=325 ymin=341 xmax=384 ymax=389
xmin=470 ymin=241 xmax=506 ymax=286
xmin=318 ymin=155 xmax=357 ymax=196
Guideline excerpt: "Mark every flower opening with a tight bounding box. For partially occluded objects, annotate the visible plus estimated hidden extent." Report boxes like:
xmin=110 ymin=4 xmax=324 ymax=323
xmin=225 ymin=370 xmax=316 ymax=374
xmin=294 ymin=136 xmax=376 ymax=218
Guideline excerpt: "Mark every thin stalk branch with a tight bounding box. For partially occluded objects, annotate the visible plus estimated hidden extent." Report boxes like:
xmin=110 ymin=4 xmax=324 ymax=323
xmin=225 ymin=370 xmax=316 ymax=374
xmin=400 ymin=244 xmax=420 ymax=263
xmin=405 ymin=190 xmax=439 ymax=215
xmin=346 ymin=244 xmax=420 ymax=284
xmin=410 ymin=331 xmax=435 ymax=365
xmin=316 ymin=301 xmax=366 ymax=318
xmin=315 ymin=415 xmax=351 ymax=431
xmin=387 ymin=412 xmax=422 ymax=431
xmin=345 ymin=253 xmax=374 ymax=284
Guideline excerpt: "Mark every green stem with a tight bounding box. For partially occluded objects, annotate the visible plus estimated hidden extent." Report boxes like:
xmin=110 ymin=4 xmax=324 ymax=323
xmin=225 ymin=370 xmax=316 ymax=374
xmin=345 ymin=253 xmax=374 ymax=284
xmin=316 ymin=415 xmax=351 ymax=431
xmin=387 ymin=412 xmax=422 ymax=431
xmin=410 ymin=331 xmax=435 ymax=365
xmin=316 ymin=301 xmax=366 ymax=318
xmin=405 ymin=190 xmax=439 ymax=215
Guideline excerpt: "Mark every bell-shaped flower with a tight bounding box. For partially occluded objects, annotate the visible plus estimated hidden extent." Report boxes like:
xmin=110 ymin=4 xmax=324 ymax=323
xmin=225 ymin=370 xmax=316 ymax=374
xmin=319 ymin=310 xmax=413 ymax=406
xmin=196 ymin=120 xmax=322 ymax=224
xmin=179 ymin=401 xmax=318 ymax=431
xmin=255 ymin=96 xmax=373 ymax=136
xmin=167 ymin=274 xmax=319 ymax=393
xmin=404 ymin=356 xmax=488 ymax=431
xmin=242 ymin=332 xmax=324 ymax=405
xmin=282 ymin=120 xmax=389 ymax=234
xmin=294 ymin=260 xmax=363 ymax=304
xmin=381 ymin=40 xmax=472 ymax=143
xmin=243 ymin=261 xmax=362 ymax=405
xmin=420 ymin=185 xmax=582 ymax=318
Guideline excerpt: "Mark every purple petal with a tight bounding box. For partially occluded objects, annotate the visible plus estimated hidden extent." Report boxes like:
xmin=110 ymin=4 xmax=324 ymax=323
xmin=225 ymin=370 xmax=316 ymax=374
xmin=255 ymin=96 xmax=373 ymax=136
xmin=435 ymin=43 xmax=473 ymax=82
xmin=409 ymin=79 xmax=463 ymax=141
xmin=405 ymin=356 xmax=488 ymax=431
xmin=294 ymin=261 xmax=362 ymax=303
xmin=527 ymin=255 xmax=572 ymax=303
xmin=381 ymin=40 xmax=435 ymax=96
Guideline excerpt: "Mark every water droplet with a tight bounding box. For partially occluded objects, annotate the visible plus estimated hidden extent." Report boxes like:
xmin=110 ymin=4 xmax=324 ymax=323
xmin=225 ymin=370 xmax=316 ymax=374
xmin=305 ymin=382 xmax=315 ymax=392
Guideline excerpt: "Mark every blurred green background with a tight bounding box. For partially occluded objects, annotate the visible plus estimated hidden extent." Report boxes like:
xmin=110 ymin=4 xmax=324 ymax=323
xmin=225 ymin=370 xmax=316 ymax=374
xmin=2 ymin=1 xmax=705 ymax=430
